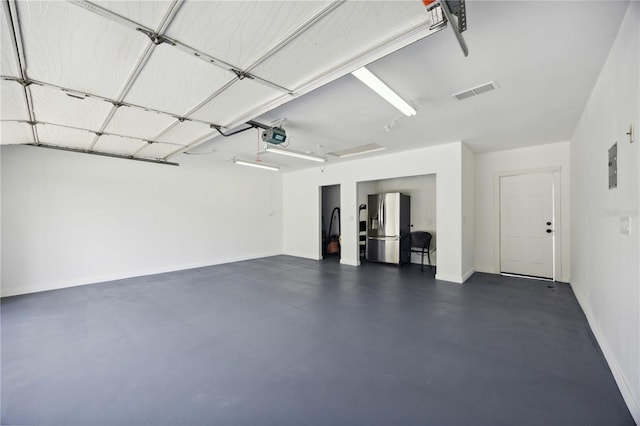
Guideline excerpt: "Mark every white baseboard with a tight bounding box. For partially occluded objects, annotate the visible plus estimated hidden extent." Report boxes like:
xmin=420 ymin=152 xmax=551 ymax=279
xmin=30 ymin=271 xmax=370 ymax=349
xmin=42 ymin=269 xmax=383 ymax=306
xmin=437 ymin=268 xmax=476 ymax=284
xmin=435 ymin=272 xmax=463 ymax=284
xmin=475 ymin=265 xmax=496 ymax=274
xmin=282 ymin=250 xmax=321 ymax=261
xmin=571 ymin=284 xmax=640 ymax=424
xmin=0 ymin=251 xmax=283 ymax=298
xmin=462 ymin=268 xmax=475 ymax=283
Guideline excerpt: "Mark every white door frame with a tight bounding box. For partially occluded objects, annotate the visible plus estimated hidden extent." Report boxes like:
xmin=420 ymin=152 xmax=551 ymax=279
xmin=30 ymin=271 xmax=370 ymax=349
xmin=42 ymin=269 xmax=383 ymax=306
xmin=318 ymin=186 xmax=323 ymax=260
xmin=493 ymin=167 xmax=562 ymax=281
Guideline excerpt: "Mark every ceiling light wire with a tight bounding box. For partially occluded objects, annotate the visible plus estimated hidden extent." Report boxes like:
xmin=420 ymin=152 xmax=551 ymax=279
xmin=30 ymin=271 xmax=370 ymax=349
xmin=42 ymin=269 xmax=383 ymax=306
xmin=384 ymin=118 xmax=398 ymax=132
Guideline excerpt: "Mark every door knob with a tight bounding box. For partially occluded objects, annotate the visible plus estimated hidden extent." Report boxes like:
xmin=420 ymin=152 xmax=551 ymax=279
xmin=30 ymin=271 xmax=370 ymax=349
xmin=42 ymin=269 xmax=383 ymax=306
xmin=546 ymin=221 xmax=552 ymax=226
xmin=546 ymin=229 xmax=552 ymax=233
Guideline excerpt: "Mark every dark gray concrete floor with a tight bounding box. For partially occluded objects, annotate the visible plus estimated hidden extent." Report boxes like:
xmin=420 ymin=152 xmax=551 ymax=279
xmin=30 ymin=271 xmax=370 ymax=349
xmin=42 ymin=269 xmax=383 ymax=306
xmin=1 ymin=256 xmax=634 ymax=425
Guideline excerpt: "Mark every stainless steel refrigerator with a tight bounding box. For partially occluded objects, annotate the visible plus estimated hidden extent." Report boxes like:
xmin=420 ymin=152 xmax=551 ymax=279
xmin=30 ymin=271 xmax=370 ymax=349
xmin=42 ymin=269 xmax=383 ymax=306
xmin=366 ymin=193 xmax=411 ymax=264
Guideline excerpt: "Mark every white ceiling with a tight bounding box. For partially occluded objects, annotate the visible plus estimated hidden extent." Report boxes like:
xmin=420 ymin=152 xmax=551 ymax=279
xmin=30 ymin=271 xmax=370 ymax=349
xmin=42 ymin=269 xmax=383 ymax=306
xmin=0 ymin=1 xmax=630 ymax=171
xmin=205 ymin=0 xmax=630 ymax=170
xmin=0 ymin=0 xmax=444 ymax=165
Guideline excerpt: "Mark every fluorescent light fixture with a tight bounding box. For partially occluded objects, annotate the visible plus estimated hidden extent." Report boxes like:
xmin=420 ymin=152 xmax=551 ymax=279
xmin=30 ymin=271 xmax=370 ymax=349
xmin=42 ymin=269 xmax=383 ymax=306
xmin=351 ymin=67 xmax=416 ymax=116
xmin=233 ymin=158 xmax=279 ymax=171
xmin=328 ymin=143 xmax=386 ymax=159
xmin=264 ymin=145 xmax=326 ymax=163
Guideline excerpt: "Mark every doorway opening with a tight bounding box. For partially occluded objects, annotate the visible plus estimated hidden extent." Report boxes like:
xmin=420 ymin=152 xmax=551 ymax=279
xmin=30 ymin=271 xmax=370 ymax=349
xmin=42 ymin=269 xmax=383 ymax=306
xmin=321 ymin=185 xmax=341 ymax=262
xmin=498 ymin=170 xmax=561 ymax=280
xmin=356 ymin=174 xmax=436 ymax=268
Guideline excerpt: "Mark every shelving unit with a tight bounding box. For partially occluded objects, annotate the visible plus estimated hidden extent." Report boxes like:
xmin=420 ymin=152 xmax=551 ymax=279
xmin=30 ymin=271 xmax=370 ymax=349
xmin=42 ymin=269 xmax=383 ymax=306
xmin=359 ymin=204 xmax=367 ymax=262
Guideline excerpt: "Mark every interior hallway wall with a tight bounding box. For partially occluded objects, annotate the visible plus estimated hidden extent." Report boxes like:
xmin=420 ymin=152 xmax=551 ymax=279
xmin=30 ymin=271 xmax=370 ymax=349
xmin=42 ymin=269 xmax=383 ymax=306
xmin=0 ymin=146 xmax=283 ymax=297
xmin=283 ymin=142 xmax=466 ymax=283
xmin=474 ymin=141 xmax=571 ymax=283
xmin=570 ymin=1 xmax=639 ymax=422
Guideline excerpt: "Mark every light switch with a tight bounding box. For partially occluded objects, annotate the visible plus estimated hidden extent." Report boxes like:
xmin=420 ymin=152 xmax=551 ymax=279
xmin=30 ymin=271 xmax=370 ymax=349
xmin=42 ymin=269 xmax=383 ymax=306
xmin=620 ymin=216 xmax=630 ymax=235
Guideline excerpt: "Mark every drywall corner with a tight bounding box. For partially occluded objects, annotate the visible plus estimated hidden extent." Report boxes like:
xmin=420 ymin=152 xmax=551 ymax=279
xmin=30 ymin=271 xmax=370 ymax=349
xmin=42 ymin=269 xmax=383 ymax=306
xmin=462 ymin=144 xmax=475 ymax=277
xmin=462 ymin=268 xmax=475 ymax=283
xmin=435 ymin=272 xmax=463 ymax=284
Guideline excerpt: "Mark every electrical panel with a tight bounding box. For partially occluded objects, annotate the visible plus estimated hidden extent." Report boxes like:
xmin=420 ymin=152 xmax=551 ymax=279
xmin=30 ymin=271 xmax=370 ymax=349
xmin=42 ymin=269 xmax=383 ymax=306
xmin=608 ymin=142 xmax=617 ymax=189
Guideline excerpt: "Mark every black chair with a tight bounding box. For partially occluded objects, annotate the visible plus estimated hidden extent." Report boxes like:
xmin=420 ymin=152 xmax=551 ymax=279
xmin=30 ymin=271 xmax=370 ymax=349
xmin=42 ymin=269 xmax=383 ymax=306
xmin=401 ymin=231 xmax=433 ymax=271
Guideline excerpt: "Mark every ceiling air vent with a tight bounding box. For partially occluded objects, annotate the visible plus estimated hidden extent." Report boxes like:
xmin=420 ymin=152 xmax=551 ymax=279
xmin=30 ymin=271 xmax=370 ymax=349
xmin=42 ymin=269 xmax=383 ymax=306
xmin=453 ymin=81 xmax=499 ymax=100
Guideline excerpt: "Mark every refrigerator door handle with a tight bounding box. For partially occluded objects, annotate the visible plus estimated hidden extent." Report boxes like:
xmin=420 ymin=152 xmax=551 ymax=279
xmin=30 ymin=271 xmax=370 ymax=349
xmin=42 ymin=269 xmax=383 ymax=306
xmin=368 ymin=236 xmax=399 ymax=241
xmin=377 ymin=199 xmax=382 ymax=234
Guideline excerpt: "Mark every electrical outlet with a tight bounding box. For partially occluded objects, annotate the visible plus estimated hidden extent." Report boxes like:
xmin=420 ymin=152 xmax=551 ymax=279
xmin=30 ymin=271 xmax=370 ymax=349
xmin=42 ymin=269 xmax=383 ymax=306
xmin=620 ymin=216 xmax=630 ymax=235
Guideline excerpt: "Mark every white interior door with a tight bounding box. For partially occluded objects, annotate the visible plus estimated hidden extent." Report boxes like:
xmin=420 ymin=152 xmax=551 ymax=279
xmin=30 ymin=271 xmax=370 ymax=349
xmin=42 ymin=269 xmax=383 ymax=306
xmin=500 ymin=172 xmax=554 ymax=279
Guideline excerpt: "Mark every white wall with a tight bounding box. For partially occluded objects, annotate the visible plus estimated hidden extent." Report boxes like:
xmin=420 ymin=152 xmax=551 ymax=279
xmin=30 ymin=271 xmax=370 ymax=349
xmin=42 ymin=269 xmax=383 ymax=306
xmin=570 ymin=2 xmax=639 ymax=422
xmin=283 ymin=142 xmax=466 ymax=283
xmin=376 ymin=175 xmax=436 ymax=234
xmin=0 ymin=146 xmax=283 ymax=297
xmin=474 ymin=141 xmax=571 ymax=283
